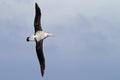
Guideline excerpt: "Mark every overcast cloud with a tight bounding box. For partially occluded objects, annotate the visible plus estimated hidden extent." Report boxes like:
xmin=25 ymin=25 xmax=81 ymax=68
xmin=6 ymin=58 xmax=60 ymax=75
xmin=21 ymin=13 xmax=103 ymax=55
xmin=0 ymin=0 xmax=120 ymax=80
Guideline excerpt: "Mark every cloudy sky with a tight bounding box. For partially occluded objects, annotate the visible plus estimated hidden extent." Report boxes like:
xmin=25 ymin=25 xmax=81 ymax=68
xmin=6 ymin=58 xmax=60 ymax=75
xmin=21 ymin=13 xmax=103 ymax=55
xmin=0 ymin=0 xmax=120 ymax=80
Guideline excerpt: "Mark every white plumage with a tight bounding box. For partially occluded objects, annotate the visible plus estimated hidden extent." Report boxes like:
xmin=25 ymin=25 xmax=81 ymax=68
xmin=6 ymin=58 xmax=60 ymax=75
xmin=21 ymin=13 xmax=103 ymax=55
xmin=27 ymin=31 xmax=53 ymax=42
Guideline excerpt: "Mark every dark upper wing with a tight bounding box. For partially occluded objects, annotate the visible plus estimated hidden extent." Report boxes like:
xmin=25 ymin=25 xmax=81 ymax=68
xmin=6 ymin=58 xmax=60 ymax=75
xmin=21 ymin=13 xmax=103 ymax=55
xmin=34 ymin=3 xmax=42 ymax=32
xmin=36 ymin=40 xmax=45 ymax=77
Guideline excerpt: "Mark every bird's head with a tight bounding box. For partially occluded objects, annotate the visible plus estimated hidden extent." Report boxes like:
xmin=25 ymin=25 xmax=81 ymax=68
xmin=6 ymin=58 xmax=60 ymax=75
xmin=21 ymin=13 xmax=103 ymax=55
xmin=44 ymin=32 xmax=53 ymax=39
xmin=46 ymin=32 xmax=53 ymax=37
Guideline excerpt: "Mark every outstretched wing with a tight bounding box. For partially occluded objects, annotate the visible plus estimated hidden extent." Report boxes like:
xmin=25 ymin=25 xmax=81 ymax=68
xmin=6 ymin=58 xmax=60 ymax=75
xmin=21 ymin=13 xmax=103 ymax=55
xmin=36 ymin=40 xmax=45 ymax=76
xmin=34 ymin=3 xmax=42 ymax=32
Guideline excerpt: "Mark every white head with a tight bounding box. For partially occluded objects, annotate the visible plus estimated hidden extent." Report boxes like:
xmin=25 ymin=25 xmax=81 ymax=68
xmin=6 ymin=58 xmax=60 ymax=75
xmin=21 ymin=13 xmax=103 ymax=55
xmin=44 ymin=32 xmax=53 ymax=39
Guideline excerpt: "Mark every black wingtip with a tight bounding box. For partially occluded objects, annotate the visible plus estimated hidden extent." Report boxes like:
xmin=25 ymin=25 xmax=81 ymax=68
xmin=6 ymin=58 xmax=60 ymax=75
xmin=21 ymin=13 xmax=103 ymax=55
xmin=35 ymin=2 xmax=39 ymax=9
xmin=35 ymin=2 xmax=41 ymax=15
xmin=41 ymin=71 xmax=44 ymax=77
xmin=41 ymin=66 xmax=45 ymax=77
xmin=35 ymin=2 xmax=38 ymax=7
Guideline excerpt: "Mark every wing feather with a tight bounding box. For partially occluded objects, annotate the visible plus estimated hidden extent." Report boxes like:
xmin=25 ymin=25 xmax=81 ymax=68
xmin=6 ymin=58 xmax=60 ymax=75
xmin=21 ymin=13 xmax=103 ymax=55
xmin=34 ymin=3 xmax=42 ymax=32
xmin=36 ymin=40 xmax=45 ymax=76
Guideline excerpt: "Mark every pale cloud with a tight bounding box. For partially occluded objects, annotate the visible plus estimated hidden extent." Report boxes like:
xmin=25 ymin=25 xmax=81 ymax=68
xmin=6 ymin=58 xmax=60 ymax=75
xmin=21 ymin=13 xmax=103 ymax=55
xmin=0 ymin=0 xmax=120 ymax=80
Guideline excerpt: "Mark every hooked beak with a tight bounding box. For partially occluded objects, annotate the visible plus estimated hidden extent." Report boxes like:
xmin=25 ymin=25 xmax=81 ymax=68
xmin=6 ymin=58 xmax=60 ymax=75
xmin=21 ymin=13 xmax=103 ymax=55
xmin=47 ymin=32 xmax=53 ymax=37
xmin=49 ymin=33 xmax=53 ymax=37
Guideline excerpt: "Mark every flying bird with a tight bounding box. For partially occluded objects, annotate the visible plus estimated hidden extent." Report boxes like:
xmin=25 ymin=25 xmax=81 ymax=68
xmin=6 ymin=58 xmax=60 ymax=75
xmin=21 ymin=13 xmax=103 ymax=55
xmin=26 ymin=3 xmax=53 ymax=77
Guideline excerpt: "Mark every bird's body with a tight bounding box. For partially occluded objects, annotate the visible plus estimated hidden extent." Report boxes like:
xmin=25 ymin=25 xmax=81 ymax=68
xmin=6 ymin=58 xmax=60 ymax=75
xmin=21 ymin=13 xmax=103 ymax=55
xmin=27 ymin=31 xmax=53 ymax=42
xmin=26 ymin=3 xmax=53 ymax=77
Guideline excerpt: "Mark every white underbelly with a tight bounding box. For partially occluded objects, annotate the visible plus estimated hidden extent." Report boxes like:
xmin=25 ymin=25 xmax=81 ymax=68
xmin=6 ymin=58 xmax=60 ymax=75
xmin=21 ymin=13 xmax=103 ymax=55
xmin=35 ymin=31 xmax=46 ymax=41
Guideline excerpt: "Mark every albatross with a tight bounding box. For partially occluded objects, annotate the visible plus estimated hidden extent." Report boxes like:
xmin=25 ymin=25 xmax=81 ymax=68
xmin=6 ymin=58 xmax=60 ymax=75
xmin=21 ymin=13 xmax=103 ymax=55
xmin=26 ymin=3 xmax=53 ymax=77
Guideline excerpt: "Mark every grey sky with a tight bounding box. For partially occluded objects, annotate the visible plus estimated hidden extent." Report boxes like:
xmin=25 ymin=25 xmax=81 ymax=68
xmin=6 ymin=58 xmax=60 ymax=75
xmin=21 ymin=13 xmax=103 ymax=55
xmin=0 ymin=0 xmax=120 ymax=80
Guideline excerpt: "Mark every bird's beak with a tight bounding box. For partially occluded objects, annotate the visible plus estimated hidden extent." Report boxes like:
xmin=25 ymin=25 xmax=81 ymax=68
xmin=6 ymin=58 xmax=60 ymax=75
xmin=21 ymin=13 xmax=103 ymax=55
xmin=47 ymin=32 xmax=53 ymax=37
xmin=49 ymin=33 xmax=54 ymax=37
